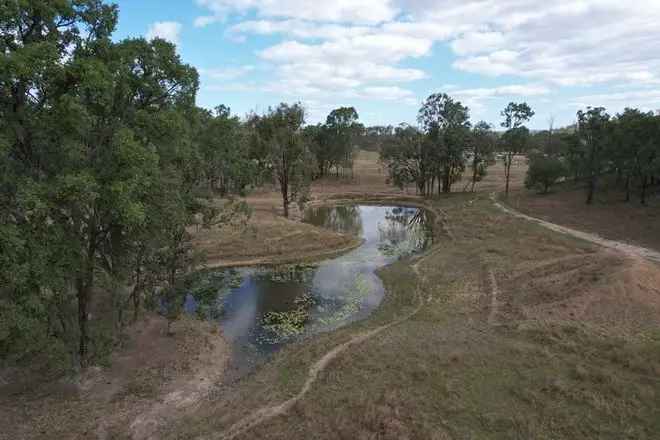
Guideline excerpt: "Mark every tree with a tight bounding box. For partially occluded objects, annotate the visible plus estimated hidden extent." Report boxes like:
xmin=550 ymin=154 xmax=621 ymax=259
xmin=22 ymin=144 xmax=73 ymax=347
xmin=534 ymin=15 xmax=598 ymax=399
xmin=249 ymin=103 xmax=311 ymax=218
xmin=380 ymin=124 xmax=429 ymax=194
xmin=418 ymin=93 xmax=471 ymax=193
xmin=468 ymin=121 xmax=497 ymax=192
xmin=0 ymin=1 xmax=216 ymax=369
xmin=610 ymin=109 xmax=660 ymax=204
xmin=197 ymin=105 xmax=254 ymax=196
xmin=577 ymin=107 xmax=610 ymax=205
xmin=500 ymin=102 xmax=535 ymax=196
xmin=309 ymin=107 xmax=361 ymax=178
xmin=525 ymin=153 xmax=565 ymax=194
xmin=325 ymin=107 xmax=361 ymax=177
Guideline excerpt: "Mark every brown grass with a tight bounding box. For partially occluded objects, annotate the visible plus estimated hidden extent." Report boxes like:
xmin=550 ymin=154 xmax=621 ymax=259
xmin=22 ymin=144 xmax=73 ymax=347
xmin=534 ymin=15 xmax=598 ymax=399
xmin=8 ymin=152 xmax=660 ymax=439
xmin=162 ymin=191 xmax=660 ymax=440
xmin=507 ymin=181 xmax=660 ymax=252
xmin=0 ymin=315 xmax=228 ymax=440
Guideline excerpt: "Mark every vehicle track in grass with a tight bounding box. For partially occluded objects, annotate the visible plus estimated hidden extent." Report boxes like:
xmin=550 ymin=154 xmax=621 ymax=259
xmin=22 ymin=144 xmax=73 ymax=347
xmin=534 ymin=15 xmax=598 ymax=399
xmin=492 ymin=194 xmax=660 ymax=264
xmin=210 ymin=258 xmax=432 ymax=440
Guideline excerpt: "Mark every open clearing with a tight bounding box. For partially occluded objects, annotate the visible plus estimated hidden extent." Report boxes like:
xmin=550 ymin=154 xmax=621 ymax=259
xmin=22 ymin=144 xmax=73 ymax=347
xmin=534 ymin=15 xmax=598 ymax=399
xmin=508 ymin=182 xmax=660 ymax=253
xmin=5 ymin=154 xmax=660 ymax=439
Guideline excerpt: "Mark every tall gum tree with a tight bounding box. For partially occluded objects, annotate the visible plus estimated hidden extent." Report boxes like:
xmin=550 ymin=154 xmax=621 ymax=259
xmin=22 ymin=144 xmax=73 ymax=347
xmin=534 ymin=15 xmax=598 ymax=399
xmin=249 ymin=103 xmax=311 ymax=218
xmin=500 ymin=102 xmax=535 ymax=196
xmin=418 ymin=93 xmax=471 ymax=193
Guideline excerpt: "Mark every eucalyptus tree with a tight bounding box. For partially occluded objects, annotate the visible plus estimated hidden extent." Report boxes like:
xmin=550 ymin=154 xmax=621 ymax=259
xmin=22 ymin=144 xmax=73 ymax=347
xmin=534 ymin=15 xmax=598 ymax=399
xmin=610 ymin=108 xmax=660 ymax=204
xmin=500 ymin=102 xmax=535 ymax=195
xmin=197 ymin=105 xmax=254 ymax=196
xmin=577 ymin=107 xmax=611 ymax=204
xmin=380 ymin=124 xmax=430 ymax=195
xmin=304 ymin=123 xmax=332 ymax=178
xmin=1 ymin=0 xmax=122 ymax=367
xmin=311 ymin=107 xmax=361 ymax=178
xmin=468 ymin=121 xmax=497 ymax=192
xmin=327 ymin=106 xmax=361 ymax=177
xmin=0 ymin=0 xmax=211 ymax=368
xmin=249 ymin=103 xmax=312 ymax=217
xmin=418 ymin=93 xmax=471 ymax=193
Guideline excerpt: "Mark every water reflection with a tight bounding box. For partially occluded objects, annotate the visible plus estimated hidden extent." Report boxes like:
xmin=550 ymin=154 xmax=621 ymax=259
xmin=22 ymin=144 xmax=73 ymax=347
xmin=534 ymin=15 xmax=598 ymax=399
xmin=185 ymin=205 xmax=433 ymax=377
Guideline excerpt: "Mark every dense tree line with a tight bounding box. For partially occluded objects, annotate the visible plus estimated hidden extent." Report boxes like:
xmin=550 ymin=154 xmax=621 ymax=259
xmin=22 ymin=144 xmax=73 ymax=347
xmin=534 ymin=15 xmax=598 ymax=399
xmin=526 ymin=108 xmax=660 ymax=204
xmin=0 ymin=1 xmax=360 ymax=372
xmin=380 ymin=93 xmax=505 ymax=195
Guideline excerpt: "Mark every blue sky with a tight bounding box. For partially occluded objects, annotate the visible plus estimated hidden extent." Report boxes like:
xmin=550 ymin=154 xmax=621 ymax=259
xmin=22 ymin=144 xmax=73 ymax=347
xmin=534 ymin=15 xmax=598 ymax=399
xmin=111 ymin=0 xmax=660 ymax=129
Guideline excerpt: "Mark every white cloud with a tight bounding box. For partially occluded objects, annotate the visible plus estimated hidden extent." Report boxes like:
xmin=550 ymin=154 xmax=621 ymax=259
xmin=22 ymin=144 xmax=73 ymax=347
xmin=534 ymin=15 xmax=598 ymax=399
xmin=569 ymin=90 xmax=660 ymax=113
xmin=195 ymin=0 xmax=398 ymax=26
xmin=193 ymin=0 xmax=660 ymax=124
xmin=146 ymin=21 xmax=182 ymax=46
xmin=199 ymin=66 xmax=256 ymax=81
xmin=450 ymin=84 xmax=550 ymax=116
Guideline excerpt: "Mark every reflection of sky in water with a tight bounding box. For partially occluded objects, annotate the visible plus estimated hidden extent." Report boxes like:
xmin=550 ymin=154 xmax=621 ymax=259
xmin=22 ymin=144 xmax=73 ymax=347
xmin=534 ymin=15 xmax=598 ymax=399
xmin=186 ymin=205 xmax=433 ymax=376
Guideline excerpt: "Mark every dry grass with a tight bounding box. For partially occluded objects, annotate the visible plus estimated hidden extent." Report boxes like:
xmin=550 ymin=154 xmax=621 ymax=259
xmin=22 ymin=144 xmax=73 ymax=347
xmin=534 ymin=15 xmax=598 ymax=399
xmin=0 ymin=315 xmax=228 ymax=440
xmin=8 ymin=152 xmax=660 ymax=439
xmin=163 ymin=191 xmax=660 ymax=440
xmin=507 ymin=181 xmax=660 ymax=252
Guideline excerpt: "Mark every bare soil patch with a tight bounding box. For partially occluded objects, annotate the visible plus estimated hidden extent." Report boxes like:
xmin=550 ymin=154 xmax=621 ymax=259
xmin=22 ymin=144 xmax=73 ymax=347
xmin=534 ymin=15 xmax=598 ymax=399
xmin=1 ymin=315 xmax=228 ymax=440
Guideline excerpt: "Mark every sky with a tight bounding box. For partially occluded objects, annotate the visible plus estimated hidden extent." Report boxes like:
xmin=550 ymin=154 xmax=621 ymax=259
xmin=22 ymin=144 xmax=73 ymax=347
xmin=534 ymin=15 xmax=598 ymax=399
xmin=112 ymin=0 xmax=660 ymax=129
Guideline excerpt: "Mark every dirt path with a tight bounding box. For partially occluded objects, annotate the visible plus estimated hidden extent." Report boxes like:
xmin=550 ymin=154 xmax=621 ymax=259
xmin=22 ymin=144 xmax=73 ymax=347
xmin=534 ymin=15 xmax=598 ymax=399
xmin=492 ymin=195 xmax=660 ymax=264
xmin=211 ymin=258 xmax=431 ymax=440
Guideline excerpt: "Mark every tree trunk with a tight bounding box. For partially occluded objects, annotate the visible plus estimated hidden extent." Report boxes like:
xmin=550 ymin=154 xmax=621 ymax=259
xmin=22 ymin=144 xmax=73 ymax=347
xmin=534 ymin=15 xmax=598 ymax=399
xmin=641 ymin=176 xmax=648 ymax=206
xmin=471 ymin=159 xmax=479 ymax=192
xmin=586 ymin=175 xmax=596 ymax=205
xmin=586 ymin=141 xmax=598 ymax=205
xmin=77 ymin=278 xmax=89 ymax=367
xmin=281 ymin=180 xmax=289 ymax=218
xmin=625 ymin=174 xmax=631 ymax=202
xmin=504 ymin=154 xmax=512 ymax=196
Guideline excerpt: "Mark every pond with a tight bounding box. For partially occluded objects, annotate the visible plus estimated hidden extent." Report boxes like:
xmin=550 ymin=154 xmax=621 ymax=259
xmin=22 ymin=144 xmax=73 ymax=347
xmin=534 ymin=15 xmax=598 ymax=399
xmin=183 ymin=205 xmax=434 ymax=378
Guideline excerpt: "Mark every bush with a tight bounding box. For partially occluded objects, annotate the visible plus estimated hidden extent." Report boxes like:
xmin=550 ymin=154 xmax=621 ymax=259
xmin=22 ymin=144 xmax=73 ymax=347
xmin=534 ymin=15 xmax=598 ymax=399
xmin=525 ymin=154 xmax=565 ymax=194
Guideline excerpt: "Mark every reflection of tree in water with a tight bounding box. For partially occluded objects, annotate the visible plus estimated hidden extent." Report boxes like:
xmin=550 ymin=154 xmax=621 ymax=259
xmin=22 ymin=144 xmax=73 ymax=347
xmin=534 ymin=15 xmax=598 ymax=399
xmin=305 ymin=205 xmax=363 ymax=236
xmin=378 ymin=208 xmax=433 ymax=257
xmin=261 ymin=264 xmax=317 ymax=284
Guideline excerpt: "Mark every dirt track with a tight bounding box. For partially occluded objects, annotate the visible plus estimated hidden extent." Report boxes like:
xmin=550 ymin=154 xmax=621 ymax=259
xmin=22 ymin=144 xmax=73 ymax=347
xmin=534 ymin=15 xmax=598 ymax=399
xmin=493 ymin=194 xmax=660 ymax=264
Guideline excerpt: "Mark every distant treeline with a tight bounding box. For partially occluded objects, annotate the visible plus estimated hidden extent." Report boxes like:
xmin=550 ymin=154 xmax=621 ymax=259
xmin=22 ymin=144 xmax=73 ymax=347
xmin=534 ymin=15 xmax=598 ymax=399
xmin=526 ymin=108 xmax=660 ymax=205
xmin=377 ymin=95 xmax=660 ymax=205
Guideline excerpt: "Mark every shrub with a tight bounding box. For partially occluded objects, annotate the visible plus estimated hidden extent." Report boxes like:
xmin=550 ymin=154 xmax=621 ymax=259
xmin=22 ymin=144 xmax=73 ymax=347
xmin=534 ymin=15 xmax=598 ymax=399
xmin=525 ymin=154 xmax=565 ymax=194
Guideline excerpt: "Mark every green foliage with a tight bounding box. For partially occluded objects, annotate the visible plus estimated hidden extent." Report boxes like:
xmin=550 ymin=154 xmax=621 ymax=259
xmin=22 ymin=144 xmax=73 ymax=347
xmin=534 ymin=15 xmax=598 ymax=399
xmin=380 ymin=124 xmax=428 ymax=193
xmin=500 ymin=102 xmax=535 ymax=195
xmin=248 ymin=103 xmax=313 ymax=217
xmin=306 ymin=107 xmax=361 ymax=178
xmin=0 ymin=1 xmax=247 ymax=372
xmin=468 ymin=121 xmax=497 ymax=191
xmin=525 ymin=154 xmax=566 ymax=194
xmin=418 ymin=93 xmax=471 ymax=193
xmin=577 ymin=107 xmax=611 ymax=204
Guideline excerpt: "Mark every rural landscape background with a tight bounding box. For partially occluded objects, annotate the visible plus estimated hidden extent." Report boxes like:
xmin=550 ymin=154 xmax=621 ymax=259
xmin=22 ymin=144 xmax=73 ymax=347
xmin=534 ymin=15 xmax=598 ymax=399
xmin=2 ymin=1 xmax=660 ymax=439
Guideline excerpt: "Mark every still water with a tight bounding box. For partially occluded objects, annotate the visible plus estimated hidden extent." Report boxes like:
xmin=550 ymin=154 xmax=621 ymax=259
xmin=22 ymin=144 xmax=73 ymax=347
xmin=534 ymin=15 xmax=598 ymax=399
xmin=184 ymin=205 xmax=433 ymax=376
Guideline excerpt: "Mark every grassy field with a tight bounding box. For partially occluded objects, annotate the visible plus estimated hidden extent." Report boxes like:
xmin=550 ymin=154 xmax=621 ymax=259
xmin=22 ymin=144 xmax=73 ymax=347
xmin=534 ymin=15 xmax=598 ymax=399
xmin=508 ymin=180 xmax=660 ymax=253
xmin=160 ymin=158 xmax=660 ymax=439
xmin=163 ymin=191 xmax=660 ymax=440
xmin=6 ymin=153 xmax=660 ymax=439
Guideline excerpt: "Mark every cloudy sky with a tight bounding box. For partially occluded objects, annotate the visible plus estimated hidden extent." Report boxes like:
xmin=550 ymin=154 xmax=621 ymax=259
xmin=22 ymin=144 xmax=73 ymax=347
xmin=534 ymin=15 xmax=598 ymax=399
xmin=113 ymin=0 xmax=660 ymax=129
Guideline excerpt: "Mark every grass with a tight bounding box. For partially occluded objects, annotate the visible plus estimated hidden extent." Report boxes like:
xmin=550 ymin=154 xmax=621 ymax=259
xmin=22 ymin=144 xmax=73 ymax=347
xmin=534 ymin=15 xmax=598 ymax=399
xmin=163 ymin=192 xmax=660 ymax=440
xmin=507 ymin=178 xmax=660 ymax=252
xmin=8 ymin=153 xmax=660 ymax=439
